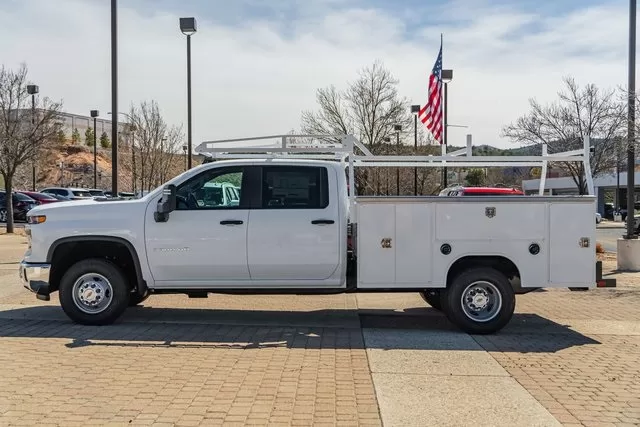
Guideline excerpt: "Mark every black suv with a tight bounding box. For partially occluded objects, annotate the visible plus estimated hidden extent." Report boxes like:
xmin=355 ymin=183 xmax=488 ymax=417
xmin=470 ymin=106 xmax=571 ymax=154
xmin=0 ymin=191 xmax=39 ymax=222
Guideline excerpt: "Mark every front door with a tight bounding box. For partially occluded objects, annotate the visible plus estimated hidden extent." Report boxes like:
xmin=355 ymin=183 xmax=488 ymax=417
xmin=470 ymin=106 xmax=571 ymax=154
xmin=247 ymin=165 xmax=341 ymax=281
xmin=145 ymin=166 xmax=251 ymax=286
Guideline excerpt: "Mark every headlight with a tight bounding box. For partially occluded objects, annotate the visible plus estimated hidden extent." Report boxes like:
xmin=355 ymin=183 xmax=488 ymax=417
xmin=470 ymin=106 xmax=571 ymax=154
xmin=27 ymin=215 xmax=46 ymax=224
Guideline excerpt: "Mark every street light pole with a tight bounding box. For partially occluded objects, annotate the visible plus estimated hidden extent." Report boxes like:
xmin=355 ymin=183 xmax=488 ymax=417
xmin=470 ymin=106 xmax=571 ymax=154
xmin=111 ymin=0 xmax=119 ymax=196
xmin=411 ymin=105 xmax=420 ymax=195
xmin=394 ymin=124 xmax=402 ymax=195
xmin=90 ymin=110 xmax=99 ymax=188
xmin=27 ymin=84 xmax=39 ymax=190
xmin=180 ymin=17 xmax=197 ymax=170
xmin=626 ymin=0 xmax=637 ymax=239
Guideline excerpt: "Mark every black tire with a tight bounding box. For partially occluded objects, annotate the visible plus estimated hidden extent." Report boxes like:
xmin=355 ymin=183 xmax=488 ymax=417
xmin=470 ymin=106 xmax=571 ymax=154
xmin=441 ymin=267 xmax=515 ymax=335
xmin=419 ymin=290 xmax=442 ymax=311
xmin=58 ymin=258 xmax=130 ymax=325
xmin=128 ymin=290 xmax=150 ymax=306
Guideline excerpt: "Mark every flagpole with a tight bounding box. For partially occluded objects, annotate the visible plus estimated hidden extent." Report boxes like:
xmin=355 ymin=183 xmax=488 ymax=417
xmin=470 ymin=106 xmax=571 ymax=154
xmin=441 ymin=33 xmax=448 ymax=187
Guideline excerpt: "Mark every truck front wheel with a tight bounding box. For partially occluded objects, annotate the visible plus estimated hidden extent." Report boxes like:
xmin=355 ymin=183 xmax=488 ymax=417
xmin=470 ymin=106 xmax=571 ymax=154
xmin=441 ymin=267 xmax=515 ymax=334
xmin=59 ymin=258 xmax=130 ymax=325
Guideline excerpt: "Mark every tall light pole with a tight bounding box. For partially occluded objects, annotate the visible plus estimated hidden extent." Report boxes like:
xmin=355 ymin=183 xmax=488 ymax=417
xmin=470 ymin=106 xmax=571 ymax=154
xmin=411 ymin=105 xmax=420 ymax=195
xmin=90 ymin=110 xmax=99 ymax=188
xmin=180 ymin=17 xmax=197 ymax=170
xmin=27 ymin=84 xmax=39 ymax=190
xmin=627 ymin=0 xmax=637 ymax=239
xmin=111 ymin=0 xmax=119 ymax=196
xmin=383 ymin=136 xmax=391 ymax=195
xmin=394 ymin=124 xmax=402 ymax=195
xmin=441 ymin=69 xmax=453 ymax=188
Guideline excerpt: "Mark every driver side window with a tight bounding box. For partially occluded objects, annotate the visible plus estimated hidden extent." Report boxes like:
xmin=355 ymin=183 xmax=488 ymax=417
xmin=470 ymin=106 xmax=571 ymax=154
xmin=175 ymin=167 xmax=244 ymax=210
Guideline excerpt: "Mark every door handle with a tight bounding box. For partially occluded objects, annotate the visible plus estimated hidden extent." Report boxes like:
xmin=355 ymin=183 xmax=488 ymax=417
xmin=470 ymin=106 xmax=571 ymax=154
xmin=220 ymin=220 xmax=244 ymax=225
xmin=311 ymin=219 xmax=335 ymax=225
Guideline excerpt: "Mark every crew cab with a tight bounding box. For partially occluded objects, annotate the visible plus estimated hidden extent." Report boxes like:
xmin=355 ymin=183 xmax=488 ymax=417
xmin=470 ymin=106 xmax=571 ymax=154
xmin=18 ymin=135 xmax=605 ymax=335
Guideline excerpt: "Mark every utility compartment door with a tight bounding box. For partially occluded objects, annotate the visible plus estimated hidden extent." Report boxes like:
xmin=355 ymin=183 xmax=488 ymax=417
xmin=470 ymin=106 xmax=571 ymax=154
xmin=549 ymin=202 xmax=595 ymax=286
xmin=395 ymin=203 xmax=432 ymax=285
xmin=357 ymin=203 xmax=395 ymax=285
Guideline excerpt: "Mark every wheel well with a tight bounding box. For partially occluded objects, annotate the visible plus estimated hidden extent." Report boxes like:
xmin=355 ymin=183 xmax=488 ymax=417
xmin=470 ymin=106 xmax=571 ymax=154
xmin=446 ymin=256 xmax=521 ymax=290
xmin=49 ymin=240 xmax=141 ymax=293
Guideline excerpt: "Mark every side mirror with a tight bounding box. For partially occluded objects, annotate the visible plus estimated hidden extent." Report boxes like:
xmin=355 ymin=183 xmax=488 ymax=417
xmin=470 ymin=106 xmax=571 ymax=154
xmin=154 ymin=184 xmax=177 ymax=222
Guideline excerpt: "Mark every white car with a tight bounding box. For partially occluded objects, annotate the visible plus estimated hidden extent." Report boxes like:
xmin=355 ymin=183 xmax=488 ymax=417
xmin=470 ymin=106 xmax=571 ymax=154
xmin=596 ymin=212 xmax=602 ymax=224
xmin=40 ymin=187 xmax=93 ymax=201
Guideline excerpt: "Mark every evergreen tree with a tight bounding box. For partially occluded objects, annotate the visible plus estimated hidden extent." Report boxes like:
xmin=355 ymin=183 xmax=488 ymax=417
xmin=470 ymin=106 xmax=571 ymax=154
xmin=71 ymin=128 xmax=81 ymax=144
xmin=99 ymin=131 xmax=110 ymax=148
xmin=85 ymin=127 xmax=95 ymax=146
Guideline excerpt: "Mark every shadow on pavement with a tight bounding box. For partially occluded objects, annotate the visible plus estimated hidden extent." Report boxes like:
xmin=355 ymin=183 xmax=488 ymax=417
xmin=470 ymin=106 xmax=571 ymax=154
xmin=0 ymin=305 xmax=599 ymax=353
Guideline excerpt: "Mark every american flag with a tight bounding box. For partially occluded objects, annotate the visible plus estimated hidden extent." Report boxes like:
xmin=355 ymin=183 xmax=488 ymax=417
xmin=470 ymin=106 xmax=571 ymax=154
xmin=418 ymin=40 xmax=443 ymax=144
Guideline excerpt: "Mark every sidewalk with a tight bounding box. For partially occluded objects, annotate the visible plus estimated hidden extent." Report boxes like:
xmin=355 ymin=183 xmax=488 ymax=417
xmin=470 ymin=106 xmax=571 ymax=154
xmin=597 ymin=220 xmax=626 ymax=229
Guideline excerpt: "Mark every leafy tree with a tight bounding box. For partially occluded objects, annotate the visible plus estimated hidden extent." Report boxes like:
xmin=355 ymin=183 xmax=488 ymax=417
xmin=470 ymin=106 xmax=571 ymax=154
xmin=464 ymin=169 xmax=486 ymax=186
xmin=71 ymin=127 xmax=80 ymax=144
xmin=85 ymin=127 xmax=95 ymax=147
xmin=100 ymin=131 xmax=110 ymax=148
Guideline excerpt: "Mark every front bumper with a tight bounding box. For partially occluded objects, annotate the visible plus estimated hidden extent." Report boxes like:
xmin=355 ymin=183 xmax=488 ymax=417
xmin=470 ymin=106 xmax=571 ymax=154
xmin=19 ymin=261 xmax=52 ymax=301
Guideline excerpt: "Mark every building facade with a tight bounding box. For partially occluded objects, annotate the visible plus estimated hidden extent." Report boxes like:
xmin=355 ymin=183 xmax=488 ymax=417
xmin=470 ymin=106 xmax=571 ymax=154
xmin=56 ymin=111 xmax=130 ymax=146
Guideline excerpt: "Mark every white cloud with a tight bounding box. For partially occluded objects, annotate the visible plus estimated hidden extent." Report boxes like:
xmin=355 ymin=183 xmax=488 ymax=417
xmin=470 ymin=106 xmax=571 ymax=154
xmin=0 ymin=0 xmax=632 ymax=149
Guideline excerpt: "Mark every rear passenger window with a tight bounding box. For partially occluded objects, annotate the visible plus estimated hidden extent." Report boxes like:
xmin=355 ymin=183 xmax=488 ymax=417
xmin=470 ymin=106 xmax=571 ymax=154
xmin=261 ymin=166 xmax=329 ymax=209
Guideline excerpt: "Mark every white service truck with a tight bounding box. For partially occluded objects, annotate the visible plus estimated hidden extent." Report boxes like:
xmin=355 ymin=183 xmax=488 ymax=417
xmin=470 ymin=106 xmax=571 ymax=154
xmin=19 ymin=134 xmax=609 ymax=334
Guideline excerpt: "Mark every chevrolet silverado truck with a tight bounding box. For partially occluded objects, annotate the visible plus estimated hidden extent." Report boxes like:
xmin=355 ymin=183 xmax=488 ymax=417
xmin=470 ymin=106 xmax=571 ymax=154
xmin=19 ymin=135 xmax=606 ymax=334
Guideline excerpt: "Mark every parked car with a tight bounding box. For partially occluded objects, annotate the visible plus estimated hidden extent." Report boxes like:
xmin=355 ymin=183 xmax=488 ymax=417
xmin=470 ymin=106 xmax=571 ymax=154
xmin=87 ymin=189 xmax=106 ymax=198
xmin=595 ymin=212 xmax=602 ymax=224
xmin=17 ymin=191 xmax=59 ymax=205
xmin=439 ymin=185 xmax=525 ymax=196
xmin=0 ymin=191 xmax=39 ymax=222
xmin=39 ymin=187 xmax=93 ymax=200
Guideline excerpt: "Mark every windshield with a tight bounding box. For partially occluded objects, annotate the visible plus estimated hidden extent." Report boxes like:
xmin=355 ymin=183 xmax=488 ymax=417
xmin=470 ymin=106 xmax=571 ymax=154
xmin=32 ymin=192 xmax=57 ymax=200
xmin=13 ymin=192 xmax=36 ymax=202
xmin=72 ymin=190 xmax=92 ymax=197
xmin=89 ymin=190 xmax=104 ymax=196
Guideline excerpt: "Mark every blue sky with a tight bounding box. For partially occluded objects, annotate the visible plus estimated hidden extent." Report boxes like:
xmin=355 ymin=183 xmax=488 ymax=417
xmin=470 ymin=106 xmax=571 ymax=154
xmin=0 ymin=0 xmax=632 ymax=148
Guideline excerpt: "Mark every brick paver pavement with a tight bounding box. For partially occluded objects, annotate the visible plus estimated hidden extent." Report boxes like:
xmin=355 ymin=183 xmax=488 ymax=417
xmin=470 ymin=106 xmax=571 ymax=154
xmin=0 ymin=320 xmax=381 ymax=426
xmin=474 ymin=289 xmax=640 ymax=427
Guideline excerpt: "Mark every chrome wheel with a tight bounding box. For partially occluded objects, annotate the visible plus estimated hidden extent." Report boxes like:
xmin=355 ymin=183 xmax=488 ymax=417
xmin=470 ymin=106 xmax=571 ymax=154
xmin=460 ymin=281 xmax=502 ymax=323
xmin=0 ymin=208 xmax=6 ymax=222
xmin=71 ymin=273 xmax=113 ymax=314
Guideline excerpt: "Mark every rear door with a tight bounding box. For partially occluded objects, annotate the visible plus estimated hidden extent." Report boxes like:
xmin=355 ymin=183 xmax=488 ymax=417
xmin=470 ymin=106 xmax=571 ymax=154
xmin=247 ymin=165 xmax=340 ymax=280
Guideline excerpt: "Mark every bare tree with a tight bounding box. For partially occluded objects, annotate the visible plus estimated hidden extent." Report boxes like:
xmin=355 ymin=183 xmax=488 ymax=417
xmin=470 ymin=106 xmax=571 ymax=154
xmin=502 ymin=76 xmax=625 ymax=194
xmin=127 ymin=100 xmax=184 ymax=192
xmin=0 ymin=64 xmax=62 ymax=232
xmin=302 ymin=61 xmax=413 ymax=146
xmin=302 ymin=61 xmax=434 ymax=195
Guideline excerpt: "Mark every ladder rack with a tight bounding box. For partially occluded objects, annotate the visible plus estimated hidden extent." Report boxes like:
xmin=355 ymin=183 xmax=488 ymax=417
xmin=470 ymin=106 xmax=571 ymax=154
xmin=194 ymin=133 xmax=595 ymax=201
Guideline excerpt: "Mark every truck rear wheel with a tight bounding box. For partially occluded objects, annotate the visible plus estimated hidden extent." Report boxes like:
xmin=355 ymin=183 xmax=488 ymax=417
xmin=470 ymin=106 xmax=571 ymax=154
xmin=419 ymin=290 xmax=442 ymax=311
xmin=58 ymin=258 xmax=130 ymax=325
xmin=441 ymin=267 xmax=515 ymax=334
